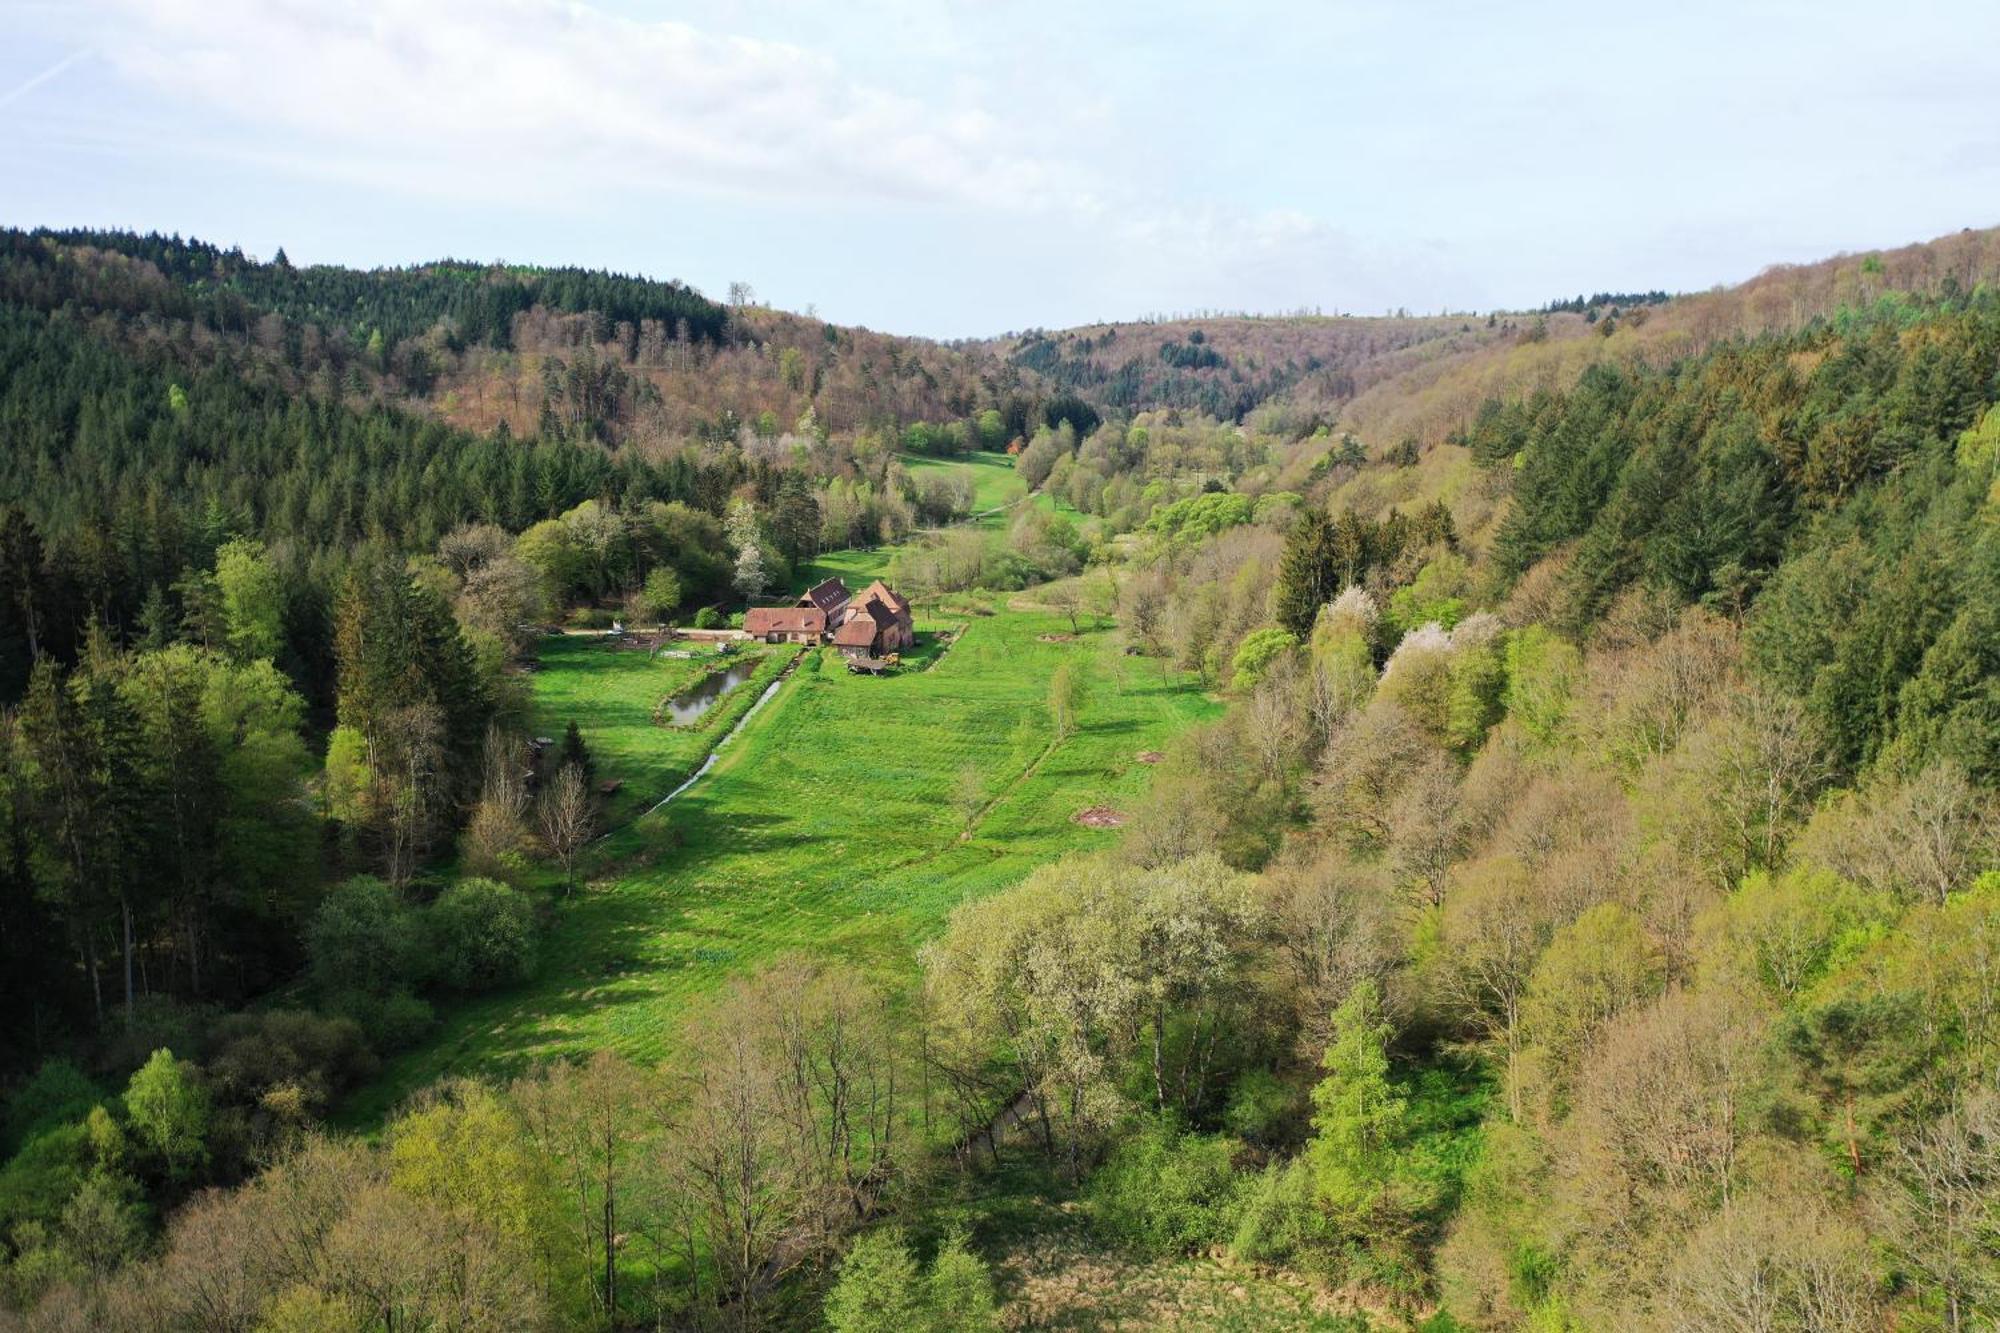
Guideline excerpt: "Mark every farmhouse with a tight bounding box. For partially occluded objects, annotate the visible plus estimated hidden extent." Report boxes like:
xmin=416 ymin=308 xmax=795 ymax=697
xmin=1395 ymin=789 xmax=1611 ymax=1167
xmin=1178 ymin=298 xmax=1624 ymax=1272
xmin=742 ymin=607 xmax=826 ymax=644
xmin=796 ymin=576 xmax=851 ymax=620
xmin=745 ymin=577 xmax=914 ymax=658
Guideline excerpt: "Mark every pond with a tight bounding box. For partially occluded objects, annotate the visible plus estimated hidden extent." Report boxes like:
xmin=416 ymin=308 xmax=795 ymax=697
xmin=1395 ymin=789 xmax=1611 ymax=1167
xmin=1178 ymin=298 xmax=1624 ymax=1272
xmin=660 ymin=658 xmax=760 ymax=726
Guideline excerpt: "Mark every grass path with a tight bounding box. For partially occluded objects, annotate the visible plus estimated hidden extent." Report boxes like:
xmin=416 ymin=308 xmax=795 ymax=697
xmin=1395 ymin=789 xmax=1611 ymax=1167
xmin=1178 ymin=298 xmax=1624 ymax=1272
xmin=347 ymin=601 xmax=1217 ymax=1121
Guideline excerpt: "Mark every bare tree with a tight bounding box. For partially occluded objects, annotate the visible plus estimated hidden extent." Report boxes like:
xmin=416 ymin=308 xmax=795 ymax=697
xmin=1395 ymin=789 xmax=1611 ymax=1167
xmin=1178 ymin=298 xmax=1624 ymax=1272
xmin=538 ymin=763 xmax=595 ymax=894
xmin=513 ymin=1052 xmax=652 ymax=1323
xmin=1046 ymin=582 xmax=1083 ymax=635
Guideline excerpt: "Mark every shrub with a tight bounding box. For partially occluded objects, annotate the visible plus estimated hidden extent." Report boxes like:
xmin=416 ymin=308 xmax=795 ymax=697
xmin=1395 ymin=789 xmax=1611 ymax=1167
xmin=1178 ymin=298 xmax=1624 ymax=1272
xmin=823 ymin=1225 xmax=1000 ymax=1333
xmin=0 ymin=1121 xmax=92 ymax=1233
xmin=1231 ymin=1157 xmax=1335 ymax=1264
xmin=324 ymin=989 xmax=435 ymax=1053
xmin=692 ymin=606 xmax=723 ymax=630
xmin=1224 ymin=1069 xmax=1300 ymax=1145
xmin=3 ymin=1062 xmax=102 ymax=1155
xmin=204 ymin=1010 xmax=379 ymax=1119
xmin=306 ymin=876 xmax=424 ymax=998
xmin=1087 ymin=1116 xmax=1245 ymax=1255
xmin=927 ymin=1228 xmax=1000 ymax=1331
xmin=426 ymin=878 xmax=539 ymax=992
xmin=824 ymin=1227 xmax=926 ymax=1333
xmin=1230 ymin=628 xmax=1299 ymax=692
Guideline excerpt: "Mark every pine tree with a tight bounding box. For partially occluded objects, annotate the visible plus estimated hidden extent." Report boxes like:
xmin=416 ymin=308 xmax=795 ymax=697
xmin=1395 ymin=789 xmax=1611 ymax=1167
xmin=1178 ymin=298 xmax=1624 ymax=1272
xmin=1273 ymin=509 xmax=1335 ymax=637
xmin=561 ymin=720 xmax=594 ymax=786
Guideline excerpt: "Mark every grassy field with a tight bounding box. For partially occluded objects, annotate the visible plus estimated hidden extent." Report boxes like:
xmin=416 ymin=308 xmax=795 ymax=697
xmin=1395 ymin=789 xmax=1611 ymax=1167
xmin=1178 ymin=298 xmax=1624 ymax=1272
xmin=350 ymin=596 xmax=1218 ymax=1119
xmin=900 ymin=449 xmax=1027 ymax=514
xmin=524 ymin=638 xmax=794 ymax=827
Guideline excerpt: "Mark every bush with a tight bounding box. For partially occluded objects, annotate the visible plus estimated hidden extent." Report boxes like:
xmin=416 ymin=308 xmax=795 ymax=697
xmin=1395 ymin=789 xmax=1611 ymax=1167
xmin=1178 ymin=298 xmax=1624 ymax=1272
xmin=1087 ymin=1116 xmax=1245 ymax=1255
xmin=692 ymin=606 xmax=723 ymax=630
xmin=323 ymin=988 xmax=436 ymax=1053
xmin=823 ymin=1225 xmax=1000 ymax=1333
xmin=824 ymin=1227 xmax=925 ymax=1333
xmin=426 ymin=878 xmax=539 ymax=992
xmin=1232 ymin=1157 xmax=1335 ymax=1264
xmin=204 ymin=1010 xmax=379 ymax=1119
xmin=1224 ymin=1069 xmax=1300 ymax=1145
xmin=3 ymin=1062 xmax=102 ymax=1155
xmin=306 ymin=876 xmax=424 ymax=998
xmin=0 ymin=1121 xmax=92 ymax=1233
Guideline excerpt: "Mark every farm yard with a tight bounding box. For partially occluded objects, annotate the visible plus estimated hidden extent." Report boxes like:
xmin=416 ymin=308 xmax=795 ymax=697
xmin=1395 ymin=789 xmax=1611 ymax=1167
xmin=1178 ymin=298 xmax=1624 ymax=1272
xmin=350 ymin=591 xmax=1219 ymax=1119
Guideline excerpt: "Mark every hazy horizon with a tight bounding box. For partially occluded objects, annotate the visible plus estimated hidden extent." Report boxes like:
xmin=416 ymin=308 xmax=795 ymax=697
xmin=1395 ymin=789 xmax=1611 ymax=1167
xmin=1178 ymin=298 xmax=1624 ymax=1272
xmin=7 ymin=0 xmax=2000 ymax=337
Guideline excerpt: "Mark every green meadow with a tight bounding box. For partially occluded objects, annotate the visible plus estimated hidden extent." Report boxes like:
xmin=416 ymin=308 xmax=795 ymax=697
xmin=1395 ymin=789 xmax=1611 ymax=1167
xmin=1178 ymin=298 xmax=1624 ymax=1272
xmin=351 ymin=593 xmax=1218 ymax=1119
xmin=900 ymin=448 xmax=1028 ymax=514
xmin=522 ymin=638 xmax=794 ymax=826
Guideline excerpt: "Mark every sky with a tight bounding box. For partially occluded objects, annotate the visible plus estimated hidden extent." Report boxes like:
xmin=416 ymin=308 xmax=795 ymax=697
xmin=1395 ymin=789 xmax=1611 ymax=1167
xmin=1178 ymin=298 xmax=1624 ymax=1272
xmin=4 ymin=0 xmax=2000 ymax=338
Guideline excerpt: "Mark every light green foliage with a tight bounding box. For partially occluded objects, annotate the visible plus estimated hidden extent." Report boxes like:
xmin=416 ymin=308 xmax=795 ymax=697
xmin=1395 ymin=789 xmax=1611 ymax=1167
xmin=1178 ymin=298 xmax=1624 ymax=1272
xmin=322 ymin=725 xmax=371 ymax=825
xmin=1502 ymin=627 xmax=1582 ymax=750
xmin=1087 ymin=1116 xmax=1245 ymax=1255
xmin=0 ymin=1122 xmax=92 ymax=1234
xmin=824 ymin=1225 xmax=999 ymax=1333
xmin=635 ymin=566 xmax=683 ymax=622
xmin=1521 ymin=904 xmax=1663 ymax=1071
xmin=927 ymin=1228 xmax=1000 ymax=1332
xmin=123 ymin=1049 xmax=209 ymax=1178
xmin=515 ymin=518 xmax=587 ymax=604
xmin=1145 ymin=491 xmax=1253 ymax=545
xmin=1231 ymin=627 xmax=1299 ymax=692
xmin=1445 ymin=635 xmax=1508 ymax=753
xmin=824 ymin=1227 xmax=927 ymax=1333
xmin=426 ymin=878 xmax=538 ymax=991
xmin=213 ymin=537 xmax=286 ymax=662
xmin=1386 ymin=553 xmax=1472 ymax=637
xmin=1232 ymin=1157 xmax=1334 ymax=1263
xmin=387 ymin=1081 xmax=567 ymax=1270
xmin=1956 ymin=402 xmax=2000 ymax=478
xmin=1309 ymin=980 xmax=1412 ymax=1229
xmin=1700 ymin=866 xmax=1889 ymax=1000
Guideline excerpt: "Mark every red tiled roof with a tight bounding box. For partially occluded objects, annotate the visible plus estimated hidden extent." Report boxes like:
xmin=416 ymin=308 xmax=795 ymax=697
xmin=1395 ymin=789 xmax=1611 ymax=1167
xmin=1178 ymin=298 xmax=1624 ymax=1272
xmin=858 ymin=580 xmax=910 ymax=618
xmin=744 ymin=607 xmax=825 ymax=635
xmin=833 ymin=613 xmax=878 ymax=647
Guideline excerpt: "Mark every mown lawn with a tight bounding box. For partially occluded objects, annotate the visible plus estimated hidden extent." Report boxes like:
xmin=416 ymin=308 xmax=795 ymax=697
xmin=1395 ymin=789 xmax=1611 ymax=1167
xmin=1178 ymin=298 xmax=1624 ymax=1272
xmin=899 ymin=449 xmax=1027 ymax=514
xmin=348 ymin=598 xmax=1218 ymax=1120
xmin=524 ymin=637 xmax=793 ymax=827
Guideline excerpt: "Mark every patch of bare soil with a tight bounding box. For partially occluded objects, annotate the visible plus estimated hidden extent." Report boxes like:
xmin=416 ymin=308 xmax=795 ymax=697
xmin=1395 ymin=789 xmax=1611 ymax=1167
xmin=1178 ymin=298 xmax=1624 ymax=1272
xmin=1134 ymin=750 xmax=1166 ymax=764
xmin=1037 ymin=632 xmax=1076 ymax=643
xmin=1072 ymin=806 xmax=1127 ymax=828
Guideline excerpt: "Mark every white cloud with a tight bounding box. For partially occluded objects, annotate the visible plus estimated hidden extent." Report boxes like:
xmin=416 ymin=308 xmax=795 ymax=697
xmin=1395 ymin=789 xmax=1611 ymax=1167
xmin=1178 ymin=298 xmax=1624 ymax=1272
xmin=75 ymin=0 xmax=1074 ymax=209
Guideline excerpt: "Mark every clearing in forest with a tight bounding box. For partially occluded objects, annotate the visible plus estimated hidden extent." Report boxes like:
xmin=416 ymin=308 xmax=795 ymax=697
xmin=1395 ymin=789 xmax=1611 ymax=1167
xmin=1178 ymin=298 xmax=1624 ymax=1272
xmin=349 ymin=597 xmax=1217 ymax=1119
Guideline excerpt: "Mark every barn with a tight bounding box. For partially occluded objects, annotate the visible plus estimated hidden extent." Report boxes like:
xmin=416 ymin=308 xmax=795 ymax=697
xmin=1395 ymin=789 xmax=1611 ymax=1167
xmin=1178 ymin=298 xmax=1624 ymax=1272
xmin=743 ymin=607 xmax=827 ymax=644
xmin=744 ymin=577 xmax=915 ymax=656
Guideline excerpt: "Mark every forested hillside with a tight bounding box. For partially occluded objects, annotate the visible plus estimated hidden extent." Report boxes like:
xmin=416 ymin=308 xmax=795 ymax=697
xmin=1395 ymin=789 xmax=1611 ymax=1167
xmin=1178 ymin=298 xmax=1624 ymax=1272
xmin=0 ymin=221 xmax=1998 ymax=1331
